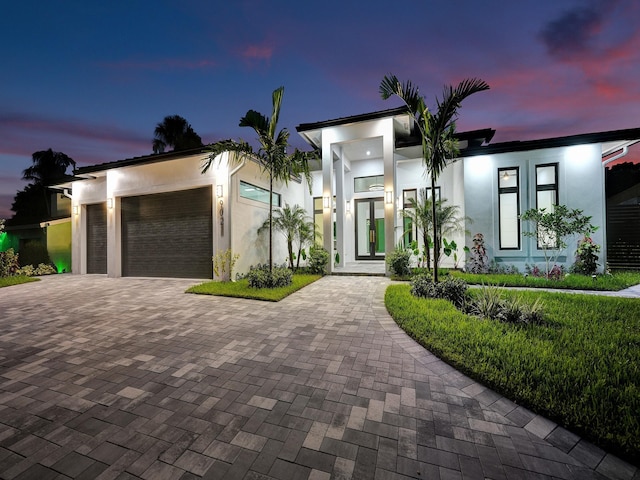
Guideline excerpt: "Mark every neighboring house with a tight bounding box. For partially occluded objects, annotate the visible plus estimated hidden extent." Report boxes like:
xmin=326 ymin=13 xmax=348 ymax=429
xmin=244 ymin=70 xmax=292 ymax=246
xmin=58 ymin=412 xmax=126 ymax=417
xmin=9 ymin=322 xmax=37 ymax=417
xmin=63 ymin=107 xmax=640 ymax=279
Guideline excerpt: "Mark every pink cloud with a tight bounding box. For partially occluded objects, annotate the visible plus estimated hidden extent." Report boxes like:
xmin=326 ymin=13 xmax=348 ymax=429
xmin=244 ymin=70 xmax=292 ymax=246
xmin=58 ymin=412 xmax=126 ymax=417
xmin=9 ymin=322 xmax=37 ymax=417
xmin=241 ymin=44 xmax=273 ymax=61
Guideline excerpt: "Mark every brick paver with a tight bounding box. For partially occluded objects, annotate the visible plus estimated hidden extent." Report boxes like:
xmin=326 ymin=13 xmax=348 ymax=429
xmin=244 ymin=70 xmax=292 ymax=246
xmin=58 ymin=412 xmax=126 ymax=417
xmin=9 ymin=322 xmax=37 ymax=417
xmin=0 ymin=274 xmax=637 ymax=479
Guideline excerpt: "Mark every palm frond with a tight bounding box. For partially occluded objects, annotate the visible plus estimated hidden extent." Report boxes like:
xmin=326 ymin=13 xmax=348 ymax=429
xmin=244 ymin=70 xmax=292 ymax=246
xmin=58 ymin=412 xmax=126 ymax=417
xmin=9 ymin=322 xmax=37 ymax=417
xmin=201 ymin=139 xmax=254 ymax=174
xmin=379 ymin=74 xmax=424 ymax=118
xmin=269 ymin=86 xmax=285 ymax=140
xmin=239 ymin=110 xmax=269 ymax=136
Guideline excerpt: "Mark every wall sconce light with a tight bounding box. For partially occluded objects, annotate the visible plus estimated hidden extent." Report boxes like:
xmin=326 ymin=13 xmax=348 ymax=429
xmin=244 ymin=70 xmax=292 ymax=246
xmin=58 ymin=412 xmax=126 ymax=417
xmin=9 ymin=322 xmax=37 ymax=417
xmin=385 ymin=190 xmax=393 ymax=205
xmin=73 ymin=205 xmax=79 ymax=216
xmin=107 ymin=198 xmax=114 ymax=209
xmin=346 ymin=200 xmax=350 ymax=213
xmin=323 ymin=196 xmax=330 ymax=209
xmin=216 ymin=184 xmax=223 ymax=198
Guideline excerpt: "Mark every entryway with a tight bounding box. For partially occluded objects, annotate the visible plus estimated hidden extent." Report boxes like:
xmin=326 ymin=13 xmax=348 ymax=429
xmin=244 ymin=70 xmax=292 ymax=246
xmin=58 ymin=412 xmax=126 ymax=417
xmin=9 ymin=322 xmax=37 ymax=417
xmin=355 ymin=198 xmax=385 ymax=260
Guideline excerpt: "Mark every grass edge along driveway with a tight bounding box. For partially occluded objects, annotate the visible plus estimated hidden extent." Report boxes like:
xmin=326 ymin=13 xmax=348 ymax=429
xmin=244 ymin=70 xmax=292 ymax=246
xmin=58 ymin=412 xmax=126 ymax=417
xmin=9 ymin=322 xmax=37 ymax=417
xmin=384 ymin=284 xmax=640 ymax=465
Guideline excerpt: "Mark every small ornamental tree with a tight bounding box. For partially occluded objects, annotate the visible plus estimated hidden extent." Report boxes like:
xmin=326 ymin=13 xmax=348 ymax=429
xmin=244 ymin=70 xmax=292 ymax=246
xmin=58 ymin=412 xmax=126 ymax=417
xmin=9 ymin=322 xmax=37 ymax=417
xmin=520 ymin=205 xmax=597 ymax=278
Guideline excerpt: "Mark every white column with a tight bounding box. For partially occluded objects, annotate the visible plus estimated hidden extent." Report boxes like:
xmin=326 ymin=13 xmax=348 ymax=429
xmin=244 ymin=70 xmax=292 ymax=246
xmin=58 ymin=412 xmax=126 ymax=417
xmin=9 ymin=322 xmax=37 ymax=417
xmin=335 ymin=146 xmax=345 ymax=268
xmin=322 ymin=133 xmax=334 ymax=272
xmin=382 ymin=117 xmax=396 ymax=275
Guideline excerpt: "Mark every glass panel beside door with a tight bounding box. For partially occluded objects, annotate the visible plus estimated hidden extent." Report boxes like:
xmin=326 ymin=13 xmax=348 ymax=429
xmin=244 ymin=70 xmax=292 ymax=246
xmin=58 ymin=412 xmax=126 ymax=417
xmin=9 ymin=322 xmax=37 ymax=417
xmin=355 ymin=198 xmax=385 ymax=260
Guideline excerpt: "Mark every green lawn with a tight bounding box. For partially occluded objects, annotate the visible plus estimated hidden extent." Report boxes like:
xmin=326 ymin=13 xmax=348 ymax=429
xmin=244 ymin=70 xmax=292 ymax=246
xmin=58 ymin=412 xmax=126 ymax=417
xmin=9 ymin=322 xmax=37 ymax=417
xmin=385 ymin=284 xmax=640 ymax=463
xmin=186 ymin=274 xmax=322 ymax=301
xmin=449 ymin=270 xmax=640 ymax=291
xmin=0 ymin=276 xmax=39 ymax=288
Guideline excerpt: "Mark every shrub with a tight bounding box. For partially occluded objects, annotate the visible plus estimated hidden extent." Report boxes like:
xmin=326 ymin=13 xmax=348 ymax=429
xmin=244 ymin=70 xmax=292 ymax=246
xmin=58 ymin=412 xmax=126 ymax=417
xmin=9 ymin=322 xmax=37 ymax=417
xmin=526 ymin=263 xmax=565 ymax=280
xmin=0 ymin=248 xmax=20 ymax=277
xmin=571 ymin=236 xmax=600 ymax=276
xmin=246 ymin=263 xmax=293 ymax=288
xmin=386 ymin=247 xmax=412 ymax=277
xmin=466 ymin=233 xmax=488 ymax=273
xmin=488 ymin=260 xmax=519 ymax=274
xmin=410 ymin=274 xmax=468 ymax=309
xmin=16 ymin=263 xmax=57 ymax=277
xmin=308 ymin=244 xmax=329 ymax=275
xmin=468 ymin=285 xmax=545 ymax=325
xmin=18 ymin=241 xmax=50 ymax=268
xmin=213 ymin=249 xmax=239 ymax=281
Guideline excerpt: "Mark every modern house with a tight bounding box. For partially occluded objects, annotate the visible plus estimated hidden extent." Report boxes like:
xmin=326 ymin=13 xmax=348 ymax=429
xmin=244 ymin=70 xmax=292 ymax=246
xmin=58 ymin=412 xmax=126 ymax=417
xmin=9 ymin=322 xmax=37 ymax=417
xmin=58 ymin=107 xmax=640 ymax=278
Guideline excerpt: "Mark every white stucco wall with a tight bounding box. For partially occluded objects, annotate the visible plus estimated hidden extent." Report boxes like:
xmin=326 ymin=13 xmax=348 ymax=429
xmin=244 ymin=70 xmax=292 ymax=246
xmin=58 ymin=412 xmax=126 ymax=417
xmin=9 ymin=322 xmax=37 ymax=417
xmin=464 ymin=144 xmax=606 ymax=272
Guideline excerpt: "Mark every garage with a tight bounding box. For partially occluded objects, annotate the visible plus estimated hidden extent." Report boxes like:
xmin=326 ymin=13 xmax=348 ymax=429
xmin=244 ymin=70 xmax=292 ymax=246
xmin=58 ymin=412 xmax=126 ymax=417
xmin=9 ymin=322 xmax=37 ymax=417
xmin=86 ymin=203 xmax=107 ymax=274
xmin=121 ymin=187 xmax=213 ymax=278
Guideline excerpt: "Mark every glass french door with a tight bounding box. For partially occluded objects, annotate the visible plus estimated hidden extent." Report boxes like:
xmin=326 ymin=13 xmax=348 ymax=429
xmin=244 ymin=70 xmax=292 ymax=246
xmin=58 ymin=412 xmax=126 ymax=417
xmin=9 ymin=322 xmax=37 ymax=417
xmin=355 ymin=199 xmax=385 ymax=259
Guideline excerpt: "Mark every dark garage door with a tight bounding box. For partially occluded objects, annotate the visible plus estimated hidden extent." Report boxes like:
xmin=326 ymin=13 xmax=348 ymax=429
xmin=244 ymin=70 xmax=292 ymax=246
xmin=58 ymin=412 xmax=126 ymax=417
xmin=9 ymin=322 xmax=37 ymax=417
xmin=121 ymin=187 xmax=212 ymax=278
xmin=86 ymin=203 xmax=107 ymax=274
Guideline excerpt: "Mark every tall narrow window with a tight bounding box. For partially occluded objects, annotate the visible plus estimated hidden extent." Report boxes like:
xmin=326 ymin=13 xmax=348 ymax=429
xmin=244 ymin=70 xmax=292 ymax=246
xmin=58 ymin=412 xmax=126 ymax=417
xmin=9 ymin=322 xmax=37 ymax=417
xmin=402 ymin=189 xmax=417 ymax=248
xmin=498 ymin=167 xmax=520 ymax=249
xmin=313 ymin=196 xmax=336 ymax=244
xmin=536 ymin=163 xmax=558 ymax=248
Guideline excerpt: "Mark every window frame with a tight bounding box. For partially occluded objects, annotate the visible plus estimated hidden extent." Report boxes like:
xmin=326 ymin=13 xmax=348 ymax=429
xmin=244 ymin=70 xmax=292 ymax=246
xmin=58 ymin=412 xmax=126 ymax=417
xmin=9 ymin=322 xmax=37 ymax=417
xmin=497 ymin=167 xmax=520 ymax=250
xmin=535 ymin=163 xmax=559 ymax=249
xmin=239 ymin=180 xmax=281 ymax=207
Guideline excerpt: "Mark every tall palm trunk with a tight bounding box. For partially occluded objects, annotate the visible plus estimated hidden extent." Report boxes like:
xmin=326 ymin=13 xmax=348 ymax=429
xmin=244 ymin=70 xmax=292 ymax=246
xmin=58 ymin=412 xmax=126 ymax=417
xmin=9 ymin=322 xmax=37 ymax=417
xmin=269 ymin=171 xmax=274 ymax=273
xmin=431 ymin=174 xmax=439 ymax=282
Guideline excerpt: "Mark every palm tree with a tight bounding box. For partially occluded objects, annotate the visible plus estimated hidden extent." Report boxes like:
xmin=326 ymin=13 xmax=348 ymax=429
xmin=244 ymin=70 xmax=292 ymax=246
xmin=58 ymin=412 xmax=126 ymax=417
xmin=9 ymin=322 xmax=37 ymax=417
xmin=380 ymin=76 xmax=489 ymax=282
xmin=201 ymin=86 xmax=318 ymax=273
xmin=153 ymin=115 xmax=203 ymax=154
xmin=21 ymin=149 xmax=76 ymax=219
xmin=296 ymin=219 xmax=317 ymax=270
xmin=23 ymin=149 xmax=76 ymax=185
xmin=404 ymin=191 xmax=469 ymax=269
xmin=259 ymin=203 xmax=315 ymax=270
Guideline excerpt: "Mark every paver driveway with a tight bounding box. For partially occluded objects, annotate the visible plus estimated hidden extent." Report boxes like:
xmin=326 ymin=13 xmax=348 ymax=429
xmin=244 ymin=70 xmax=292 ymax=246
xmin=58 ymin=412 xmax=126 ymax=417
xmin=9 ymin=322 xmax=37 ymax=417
xmin=0 ymin=275 xmax=636 ymax=480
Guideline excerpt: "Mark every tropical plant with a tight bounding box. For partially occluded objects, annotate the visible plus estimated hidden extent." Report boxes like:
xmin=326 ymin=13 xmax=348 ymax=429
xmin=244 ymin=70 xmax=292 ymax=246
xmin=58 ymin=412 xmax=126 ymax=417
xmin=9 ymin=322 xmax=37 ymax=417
xmin=571 ymin=236 xmax=600 ymax=276
xmin=403 ymin=191 xmax=469 ymax=270
xmin=386 ymin=245 xmax=412 ymax=277
xmin=296 ymin=219 xmax=317 ymax=270
xmin=520 ymin=204 xmax=597 ymax=278
xmin=308 ymin=244 xmax=329 ymax=275
xmin=245 ymin=263 xmax=292 ymax=289
xmin=0 ymin=248 xmax=19 ymax=278
xmin=212 ymin=249 xmax=240 ymax=281
xmin=442 ymin=238 xmax=469 ymax=269
xmin=467 ymin=233 xmax=489 ymax=273
xmin=380 ymin=75 xmax=489 ymax=282
xmin=202 ymin=87 xmax=318 ymax=276
xmin=410 ymin=273 xmax=468 ymax=309
xmin=152 ymin=115 xmax=203 ymax=154
xmin=259 ymin=203 xmax=315 ymax=271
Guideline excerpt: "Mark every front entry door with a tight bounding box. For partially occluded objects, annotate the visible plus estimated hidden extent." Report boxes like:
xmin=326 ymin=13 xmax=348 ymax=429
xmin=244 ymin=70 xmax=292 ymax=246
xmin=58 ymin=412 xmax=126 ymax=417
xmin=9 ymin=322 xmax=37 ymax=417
xmin=356 ymin=198 xmax=385 ymax=260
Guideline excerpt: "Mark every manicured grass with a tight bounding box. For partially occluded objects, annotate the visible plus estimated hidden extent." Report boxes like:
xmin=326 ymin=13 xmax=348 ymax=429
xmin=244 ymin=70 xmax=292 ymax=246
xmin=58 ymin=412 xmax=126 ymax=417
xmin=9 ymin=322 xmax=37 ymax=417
xmin=449 ymin=270 xmax=640 ymax=291
xmin=186 ymin=274 xmax=322 ymax=301
xmin=385 ymin=284 xmax=640 ymax=462
xmin=0 ymin=276 xmax=39 ymax=288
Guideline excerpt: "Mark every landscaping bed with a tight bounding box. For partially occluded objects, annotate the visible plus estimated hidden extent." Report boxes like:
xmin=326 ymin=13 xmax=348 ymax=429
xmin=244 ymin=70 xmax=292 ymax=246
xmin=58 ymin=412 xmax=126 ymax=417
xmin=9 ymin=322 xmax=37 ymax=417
xmin=0 ymin=276 xmax=39 ymax=288
xmin=186 ymin=274 xmax=321 ymax=301
xmin=385 ymin=284 xmax=640 ymax=463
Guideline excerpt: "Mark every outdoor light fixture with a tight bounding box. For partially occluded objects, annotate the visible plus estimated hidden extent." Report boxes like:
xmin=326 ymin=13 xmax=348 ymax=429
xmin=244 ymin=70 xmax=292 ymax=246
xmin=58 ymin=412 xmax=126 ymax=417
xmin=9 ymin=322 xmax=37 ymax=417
xmin=323 ymin=196 xmax=330 ymax=209
xmin=73 ymin=205 xmax=78 ymax=216
xmin=385 ymin=190 xmax=393 ymax=205
xmin=107 ymin=198 xmax=113 ymax=209
xmin=502 ymin=171 xmax=510 ymax=181
xmin=346 ymin=200 xmax=350 ymax=213
xmin=216 ymin=184 xmax=223 ymax=198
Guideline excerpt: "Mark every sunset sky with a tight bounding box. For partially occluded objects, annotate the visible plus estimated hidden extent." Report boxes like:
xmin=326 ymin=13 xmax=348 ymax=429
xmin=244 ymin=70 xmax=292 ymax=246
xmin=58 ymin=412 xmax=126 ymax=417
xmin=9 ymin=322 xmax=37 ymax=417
xmin=1 ymin=0 xmax=639 ymax=218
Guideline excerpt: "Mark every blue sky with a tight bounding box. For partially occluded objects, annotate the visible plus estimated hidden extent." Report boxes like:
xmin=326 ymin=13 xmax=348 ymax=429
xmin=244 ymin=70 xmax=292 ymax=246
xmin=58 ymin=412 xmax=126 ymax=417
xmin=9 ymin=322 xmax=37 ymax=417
xmin=1 ymin=0 xmax=639 ymax=218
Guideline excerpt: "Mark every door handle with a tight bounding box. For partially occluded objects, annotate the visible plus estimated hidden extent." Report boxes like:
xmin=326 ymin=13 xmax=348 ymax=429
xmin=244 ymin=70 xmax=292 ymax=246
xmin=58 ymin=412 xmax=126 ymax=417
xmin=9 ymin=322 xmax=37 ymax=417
xmin=370 ymin=230 xmax=375 ymax=243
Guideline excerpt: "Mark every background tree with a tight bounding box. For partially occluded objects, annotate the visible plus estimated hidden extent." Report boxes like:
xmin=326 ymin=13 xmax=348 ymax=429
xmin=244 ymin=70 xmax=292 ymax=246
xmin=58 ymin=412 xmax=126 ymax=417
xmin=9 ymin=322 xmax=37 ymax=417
xmin=152 ymin=115 xmax=203 ymax=154
xmin=380 ymin=75 xmax=489 ymax=282
xmin=202 ymin=86 xmax=318 ymax=274
xmin=10 ymin=149 xmax=75 ymax=225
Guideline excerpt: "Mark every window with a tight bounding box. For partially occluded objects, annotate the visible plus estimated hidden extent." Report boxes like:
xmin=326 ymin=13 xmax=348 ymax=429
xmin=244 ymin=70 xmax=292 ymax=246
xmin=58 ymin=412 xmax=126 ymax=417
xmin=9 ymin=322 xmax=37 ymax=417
xmin=536 ymin=163 xmax=559 ymax=248
xmin=403 ymin=189 xmax=417 ymax=209
xmin=240 ymin=181 xmax=280 ymax=207
xmin=498 ymin=167 xmax=520 ymax=249
xmin=354 ymin=175 xmax=384 ymax=193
